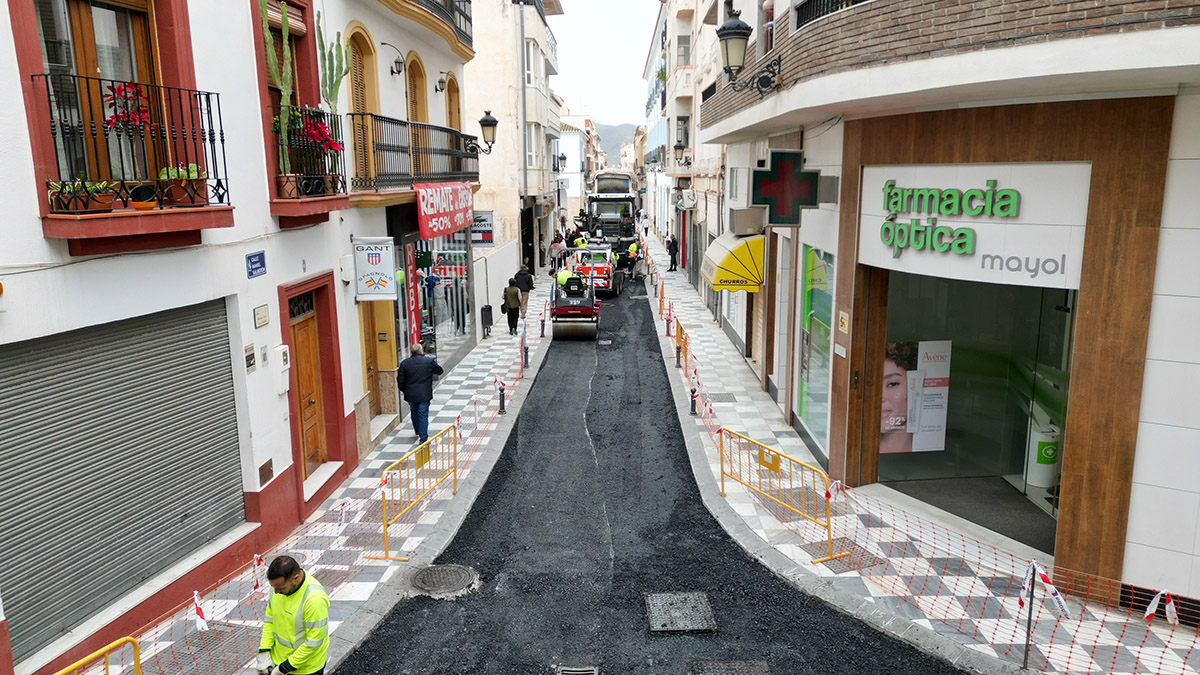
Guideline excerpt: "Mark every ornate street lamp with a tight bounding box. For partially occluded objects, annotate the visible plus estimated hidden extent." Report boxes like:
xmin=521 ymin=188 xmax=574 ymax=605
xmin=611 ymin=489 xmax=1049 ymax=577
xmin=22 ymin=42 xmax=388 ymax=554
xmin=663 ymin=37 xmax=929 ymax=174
xmin=673 ymin=139 xmax=691 ymax=167
xmin=467 ymin=110 xmax=499 ymax=155
xmin=715 ymin=10 xmax=781 ymax=99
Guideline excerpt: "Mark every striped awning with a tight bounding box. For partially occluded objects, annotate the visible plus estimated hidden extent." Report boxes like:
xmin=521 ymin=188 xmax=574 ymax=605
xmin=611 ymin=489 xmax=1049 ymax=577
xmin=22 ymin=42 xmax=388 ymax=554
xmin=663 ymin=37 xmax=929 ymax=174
xmin=700 ymin=231 xmax=765 ymax=292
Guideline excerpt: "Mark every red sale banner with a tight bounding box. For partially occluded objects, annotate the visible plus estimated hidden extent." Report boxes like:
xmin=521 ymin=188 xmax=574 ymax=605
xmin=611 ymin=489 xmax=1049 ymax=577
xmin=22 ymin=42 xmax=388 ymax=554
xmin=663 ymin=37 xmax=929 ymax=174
xmin=404 ymin=244 xmax=420 ymax=348
xmin=415 ymin=182 xmax=474 ymax=239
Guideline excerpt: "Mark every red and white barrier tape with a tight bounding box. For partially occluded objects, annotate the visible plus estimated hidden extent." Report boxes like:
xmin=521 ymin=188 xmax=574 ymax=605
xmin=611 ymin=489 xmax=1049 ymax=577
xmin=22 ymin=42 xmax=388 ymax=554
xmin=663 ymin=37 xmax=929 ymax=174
xmin=1018 ymin=560 xmax=1071 ymax=619
xmin=192 ymin=590 xmax=210 ymax=632
xmin=1145 ymin=589 xmax=1180 ymax=626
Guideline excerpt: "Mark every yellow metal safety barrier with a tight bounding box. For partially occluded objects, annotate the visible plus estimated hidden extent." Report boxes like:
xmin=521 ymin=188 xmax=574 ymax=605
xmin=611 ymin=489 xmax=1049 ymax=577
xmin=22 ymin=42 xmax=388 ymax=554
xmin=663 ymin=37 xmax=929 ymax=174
xmin=52 ymin=637 xmax=140 ymax=675
xmin=365 ymin=424 xmax=458 ymax=562
xmin=718 ymin=428 xmax=850 ymax=565
xmin=675 ymin=319 xmax=688 ymax=366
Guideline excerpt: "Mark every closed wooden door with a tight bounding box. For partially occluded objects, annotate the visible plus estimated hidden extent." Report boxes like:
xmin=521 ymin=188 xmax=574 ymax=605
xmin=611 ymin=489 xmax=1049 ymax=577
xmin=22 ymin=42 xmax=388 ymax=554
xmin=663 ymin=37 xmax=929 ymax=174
xmin=362 ymin=305 xmax=381 ymax=417
xmin=291 ymin=310 xmax=326 ymax=478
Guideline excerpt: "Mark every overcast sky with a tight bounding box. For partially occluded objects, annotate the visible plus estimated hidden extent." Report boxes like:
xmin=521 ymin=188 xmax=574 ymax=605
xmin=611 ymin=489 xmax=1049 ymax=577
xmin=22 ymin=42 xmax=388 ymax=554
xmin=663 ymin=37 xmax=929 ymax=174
xmin=546 ymin=0 xmax=661 ymax=127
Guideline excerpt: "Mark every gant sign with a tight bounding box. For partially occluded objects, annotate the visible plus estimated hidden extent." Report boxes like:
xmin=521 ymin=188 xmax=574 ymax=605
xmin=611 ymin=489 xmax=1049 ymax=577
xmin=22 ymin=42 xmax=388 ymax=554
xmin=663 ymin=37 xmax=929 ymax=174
xmin=859 ymin=163 xmax=1092 ymax=290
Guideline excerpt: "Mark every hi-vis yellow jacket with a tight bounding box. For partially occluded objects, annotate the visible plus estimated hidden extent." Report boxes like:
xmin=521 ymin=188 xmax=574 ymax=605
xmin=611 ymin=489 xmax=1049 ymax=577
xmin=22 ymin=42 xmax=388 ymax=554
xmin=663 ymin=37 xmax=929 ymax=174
xmin=259 ymin=573 xmax=330 ymax=674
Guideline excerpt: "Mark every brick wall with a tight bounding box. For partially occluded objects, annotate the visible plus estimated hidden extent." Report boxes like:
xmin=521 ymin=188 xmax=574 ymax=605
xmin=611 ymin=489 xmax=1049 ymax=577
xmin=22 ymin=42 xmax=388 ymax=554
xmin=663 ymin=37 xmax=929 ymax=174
xmin=700 ymin=0 xmax=1200 ymax=129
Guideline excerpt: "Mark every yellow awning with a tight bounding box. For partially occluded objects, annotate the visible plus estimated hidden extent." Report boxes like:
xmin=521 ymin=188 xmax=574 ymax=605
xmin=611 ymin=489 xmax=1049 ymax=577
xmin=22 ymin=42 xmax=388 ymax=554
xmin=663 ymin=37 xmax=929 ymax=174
xmin=700 ymin=231 xmax=765 ymax=292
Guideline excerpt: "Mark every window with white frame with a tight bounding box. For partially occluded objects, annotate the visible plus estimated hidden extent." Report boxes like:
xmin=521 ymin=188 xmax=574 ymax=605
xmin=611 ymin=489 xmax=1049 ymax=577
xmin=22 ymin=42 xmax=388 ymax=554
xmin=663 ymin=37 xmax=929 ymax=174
xmin=525 ymin=40 xmax=537 ymax=86
xmin=526 ymin=123 xmax=541 ymax=167
xmin=677 ymin=35 xmax=691 ymax=67
xmin=676 ymin=116 xmax=690 ymax=149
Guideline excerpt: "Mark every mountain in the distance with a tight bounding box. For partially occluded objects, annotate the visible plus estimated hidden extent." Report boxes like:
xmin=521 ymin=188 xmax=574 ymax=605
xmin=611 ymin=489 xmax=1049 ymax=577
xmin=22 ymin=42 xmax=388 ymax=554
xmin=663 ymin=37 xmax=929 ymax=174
xmin=594 ymin=123 xmax=638 ymax=167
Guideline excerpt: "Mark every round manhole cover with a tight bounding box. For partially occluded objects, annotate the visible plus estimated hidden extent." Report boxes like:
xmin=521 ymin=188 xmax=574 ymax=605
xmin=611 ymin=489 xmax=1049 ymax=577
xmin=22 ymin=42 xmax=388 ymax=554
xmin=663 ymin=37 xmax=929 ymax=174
xmin=411 ymin=564 xmax=478 ymax=596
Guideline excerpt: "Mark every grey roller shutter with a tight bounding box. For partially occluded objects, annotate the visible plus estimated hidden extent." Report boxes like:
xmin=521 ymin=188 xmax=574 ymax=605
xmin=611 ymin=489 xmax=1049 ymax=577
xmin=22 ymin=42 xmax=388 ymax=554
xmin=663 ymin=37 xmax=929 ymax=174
xmin=0 ymin=300 xmax=245 ymax=661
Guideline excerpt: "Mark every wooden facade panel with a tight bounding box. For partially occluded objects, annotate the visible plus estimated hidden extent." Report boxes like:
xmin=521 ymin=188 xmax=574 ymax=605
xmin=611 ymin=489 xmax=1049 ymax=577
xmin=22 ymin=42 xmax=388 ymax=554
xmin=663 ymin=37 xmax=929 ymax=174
xmin=831 ymin=97 xmax=1174 ymax=578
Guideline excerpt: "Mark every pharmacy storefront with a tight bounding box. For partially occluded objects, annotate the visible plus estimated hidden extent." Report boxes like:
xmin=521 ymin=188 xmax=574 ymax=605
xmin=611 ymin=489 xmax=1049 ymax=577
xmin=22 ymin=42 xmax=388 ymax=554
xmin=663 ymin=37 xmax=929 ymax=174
xmin=828 ymin=99 xmax=1173 ymax=579
xmin=856 ymin=163 xmax=1089 ymax=554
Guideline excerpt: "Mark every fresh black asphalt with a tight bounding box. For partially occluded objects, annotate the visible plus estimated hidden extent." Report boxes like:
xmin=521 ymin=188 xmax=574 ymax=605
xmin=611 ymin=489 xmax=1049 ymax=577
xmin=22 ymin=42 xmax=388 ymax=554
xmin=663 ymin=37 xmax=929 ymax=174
xmin=337 ymin=280 xmax=964 ymax=674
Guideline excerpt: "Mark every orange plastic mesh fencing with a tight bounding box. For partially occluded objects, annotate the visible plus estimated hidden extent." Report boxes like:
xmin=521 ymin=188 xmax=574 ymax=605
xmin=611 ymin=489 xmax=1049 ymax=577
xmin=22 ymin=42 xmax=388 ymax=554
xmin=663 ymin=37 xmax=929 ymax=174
xmin=667 ymin=312 xmax=1200 ymax=674
xmin=62 ymin=325 xmax=537 ymax=675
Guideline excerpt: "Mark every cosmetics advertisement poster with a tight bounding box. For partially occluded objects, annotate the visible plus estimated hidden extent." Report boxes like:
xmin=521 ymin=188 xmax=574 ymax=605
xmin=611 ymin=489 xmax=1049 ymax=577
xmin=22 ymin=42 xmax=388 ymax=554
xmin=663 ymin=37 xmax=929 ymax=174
xmin=880 ymin=340 xmax=952 ymax=454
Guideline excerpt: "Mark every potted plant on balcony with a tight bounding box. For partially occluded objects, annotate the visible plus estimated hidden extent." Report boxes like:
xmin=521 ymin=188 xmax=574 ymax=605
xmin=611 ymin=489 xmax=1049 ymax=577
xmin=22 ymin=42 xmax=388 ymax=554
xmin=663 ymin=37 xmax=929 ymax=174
xmin=317 ymin=11 xmax=350 ymax=195
xmin=158 ymin=163 xmax=209 ymax=206
xmin=259 ymin=0 xmax=300 ymax=198
xmin=299 ymin=115 xmax=344 ymax=195
xmin=47 ymin=177 xmax=120 ymax=213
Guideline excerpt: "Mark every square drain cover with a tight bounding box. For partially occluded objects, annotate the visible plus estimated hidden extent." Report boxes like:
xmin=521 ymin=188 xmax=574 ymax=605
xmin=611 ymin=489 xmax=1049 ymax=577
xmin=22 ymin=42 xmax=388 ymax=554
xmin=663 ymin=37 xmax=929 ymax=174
xmin=707 ymin=392 xmax=737 ymax=403
xmin=690 ymin=662 xmax=769 ymax=675
xmin=645 ymin=592 xmax=716 ymax=632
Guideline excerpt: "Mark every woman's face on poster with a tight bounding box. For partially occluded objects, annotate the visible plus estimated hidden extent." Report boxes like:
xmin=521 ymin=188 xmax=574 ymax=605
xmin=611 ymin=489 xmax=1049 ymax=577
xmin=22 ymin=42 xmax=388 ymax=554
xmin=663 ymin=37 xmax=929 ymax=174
xmin=881 ymin=357 xmax=908 ymax=433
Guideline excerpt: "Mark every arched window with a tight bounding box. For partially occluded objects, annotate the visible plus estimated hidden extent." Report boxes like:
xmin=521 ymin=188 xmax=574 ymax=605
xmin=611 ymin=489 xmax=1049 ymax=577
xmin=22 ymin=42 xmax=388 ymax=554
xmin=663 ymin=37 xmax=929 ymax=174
xmin=345 ymin=25 xmax=378 ymax=188
xmin=406 ymin=52 xmax=429 ymax=176
xmin=444 ymin=72 xmax=461 ymax=131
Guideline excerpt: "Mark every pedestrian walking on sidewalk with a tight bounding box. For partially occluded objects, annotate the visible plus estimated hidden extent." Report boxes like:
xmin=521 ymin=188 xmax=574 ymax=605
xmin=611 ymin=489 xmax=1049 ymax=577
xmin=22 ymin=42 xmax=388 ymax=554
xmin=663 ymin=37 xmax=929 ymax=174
xmin=503 ymin=278 xmax=522 ymax=335
xmin=397 ymin=343 xmax=444 ymax=444
xmin=514 ymin=264 xmax=535 ymax=318
xmin=258 ymin=556 xmax=330 ymax=675
xmin=667 ymin=234 xmax=679 ymax=271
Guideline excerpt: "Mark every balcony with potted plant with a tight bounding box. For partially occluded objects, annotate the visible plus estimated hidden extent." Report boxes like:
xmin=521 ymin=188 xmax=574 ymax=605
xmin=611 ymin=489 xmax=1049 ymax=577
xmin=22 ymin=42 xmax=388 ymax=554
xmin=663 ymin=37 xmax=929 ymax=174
xmin=32 ymin=74 xmax=234 ymax=255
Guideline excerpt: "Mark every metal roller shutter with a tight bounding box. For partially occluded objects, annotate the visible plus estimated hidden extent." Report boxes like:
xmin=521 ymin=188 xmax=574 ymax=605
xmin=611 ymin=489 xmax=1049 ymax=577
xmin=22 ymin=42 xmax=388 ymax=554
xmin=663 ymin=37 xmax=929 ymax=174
xmin=0 ymin=300 xmax=245 ymax=661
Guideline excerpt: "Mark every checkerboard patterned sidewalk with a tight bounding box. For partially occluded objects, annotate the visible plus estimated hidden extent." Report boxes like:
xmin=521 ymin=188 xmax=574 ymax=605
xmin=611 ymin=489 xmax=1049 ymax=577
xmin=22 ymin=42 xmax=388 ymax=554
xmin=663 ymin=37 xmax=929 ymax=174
xmin=641 ymin=235 xmax=1200 ymax=675
xmin=122 ymin=282 xmax=555 ymax=675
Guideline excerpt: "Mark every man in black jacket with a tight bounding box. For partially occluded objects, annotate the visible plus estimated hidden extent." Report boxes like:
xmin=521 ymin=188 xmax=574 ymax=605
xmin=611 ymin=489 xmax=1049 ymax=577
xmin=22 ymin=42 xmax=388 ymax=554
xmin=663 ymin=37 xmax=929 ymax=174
xmin=397 ymin=343 xmax=444 ymax=443
xmin=667 ymin=234 xmax=680 ymax=271
xmin=514 ymin=264 xmax=535 ymax=318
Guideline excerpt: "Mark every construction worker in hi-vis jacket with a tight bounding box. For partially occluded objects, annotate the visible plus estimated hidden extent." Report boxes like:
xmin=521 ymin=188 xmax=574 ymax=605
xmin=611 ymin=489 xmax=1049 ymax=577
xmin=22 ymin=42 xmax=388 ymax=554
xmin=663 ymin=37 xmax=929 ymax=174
xmin=257 ymin=556 xmax=330 ymax=675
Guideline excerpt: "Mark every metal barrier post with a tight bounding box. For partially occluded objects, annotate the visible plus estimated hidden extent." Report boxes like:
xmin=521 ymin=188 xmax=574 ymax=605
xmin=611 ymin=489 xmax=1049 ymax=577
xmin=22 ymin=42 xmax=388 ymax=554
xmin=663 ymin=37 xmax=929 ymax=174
xmin=1022 ymin=581 xmax=1036 ymax=669
xmin=675 ymin=345 xmax=682 ymax=368
xmin=690 ymin=388 xmax=698 ymax=415
xmin=498 ymin=382 xmax=507 ymax=414
xmin=719 ymin=429 xmax=725 ymax=497
xmin=540 ymin=312 xmax=545 ymax=337
xmin=523 ymin=343 xmax=529 ymax=368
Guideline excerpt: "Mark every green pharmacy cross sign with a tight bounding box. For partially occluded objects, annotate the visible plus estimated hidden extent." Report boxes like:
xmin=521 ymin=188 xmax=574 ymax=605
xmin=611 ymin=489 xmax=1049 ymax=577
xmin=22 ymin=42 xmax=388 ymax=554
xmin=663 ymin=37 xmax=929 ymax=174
xmin=752 ymin=150 xmax=820 ymax=226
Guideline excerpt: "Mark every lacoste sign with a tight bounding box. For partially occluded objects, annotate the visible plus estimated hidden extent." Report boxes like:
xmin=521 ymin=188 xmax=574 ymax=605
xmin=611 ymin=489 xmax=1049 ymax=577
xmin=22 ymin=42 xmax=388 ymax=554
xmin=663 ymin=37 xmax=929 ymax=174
xmin=858 ymin=163 xmax=1092 ymax=290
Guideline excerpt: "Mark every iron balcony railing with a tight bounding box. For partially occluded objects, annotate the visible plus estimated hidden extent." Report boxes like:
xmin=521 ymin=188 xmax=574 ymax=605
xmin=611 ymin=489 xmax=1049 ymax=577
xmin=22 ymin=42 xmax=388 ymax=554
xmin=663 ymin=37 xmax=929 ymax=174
xmin=347 ymin=113 xmax=480 ymax=190
xmin=269 ymin=105 xmax=348 ymax=199
xmin=33 ymin=73 xmax=230 ymax=214
xmin=411 ymin=0 xmax=473 ymax=48
xmin=794 ymin=0 xmax=871 ymax=30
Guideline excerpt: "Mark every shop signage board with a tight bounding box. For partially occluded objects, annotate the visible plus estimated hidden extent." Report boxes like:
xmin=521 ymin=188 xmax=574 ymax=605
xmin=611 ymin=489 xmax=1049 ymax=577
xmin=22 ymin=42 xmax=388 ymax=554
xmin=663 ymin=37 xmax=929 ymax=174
xmin=881 ymin=340 xmax=952 ymax=454
xmin=472 ymin=210 xmax=494 ymax=246
xmin=415 ymin=182 xmax=474 ymax=239
xmin=404 ymin=244 xmax=420 ymax=348
xmin=353 ymin=237 xmax=398 ymax=301
xmin=751 ymin=150 xmax=821 ymax=226
xmin=858 ymin=163 xmax=1092 ymax=289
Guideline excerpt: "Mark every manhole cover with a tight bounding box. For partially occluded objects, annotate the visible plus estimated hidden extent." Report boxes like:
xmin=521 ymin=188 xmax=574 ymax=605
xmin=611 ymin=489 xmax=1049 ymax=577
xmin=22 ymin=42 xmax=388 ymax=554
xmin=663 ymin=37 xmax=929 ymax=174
xmin=690 ymin=662 xmax=769 ymax=674
xmin=412 ymin=564 xmax=478 ymax=597
xmin=645 ymin=592 xmax=716 ymax=632
xmin=707 ymin=392 xmax=737 ymax=403
xmin=557 ymin=667 xmax=599 ymax=675
xmin=598 ymin=339 xmax=613 ymax=345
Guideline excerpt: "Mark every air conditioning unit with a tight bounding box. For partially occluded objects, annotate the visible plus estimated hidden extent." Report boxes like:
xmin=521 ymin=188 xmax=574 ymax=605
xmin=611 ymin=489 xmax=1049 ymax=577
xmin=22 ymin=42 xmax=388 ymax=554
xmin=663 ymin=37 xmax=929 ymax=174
xmin=678 ymin=189 xmax=698 ymax=210
xmin=729 ymin=206 xmax=766 ymax=236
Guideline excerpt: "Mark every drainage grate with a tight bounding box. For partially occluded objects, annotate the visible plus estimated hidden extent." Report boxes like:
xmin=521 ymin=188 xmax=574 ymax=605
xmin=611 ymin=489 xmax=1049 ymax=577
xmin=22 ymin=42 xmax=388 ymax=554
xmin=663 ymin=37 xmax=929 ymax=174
xmin=645 ymin=592 xmax=717 ymax=632
xmin=707 ymin=392 xmax=737 ymax=403
xmin=557 ymin=667 xmax=599 ymax=675
xmin=598 ymin=339 xmax=613 ymax=345
xmin=412 ymin=564 xmax=478 ymax=595
xmin=142 ymin=622 xmax=259 ymax=675
xmin=690 ymin=661 xmax=769 ymax=675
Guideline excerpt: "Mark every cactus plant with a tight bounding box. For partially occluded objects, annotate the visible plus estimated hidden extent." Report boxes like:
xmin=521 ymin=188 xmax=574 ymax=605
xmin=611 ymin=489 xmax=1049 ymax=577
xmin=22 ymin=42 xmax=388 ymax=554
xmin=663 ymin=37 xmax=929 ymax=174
xmin=316 ymin=12 xmax=350 ymax=118
xmin=259 ymin=0 xmax=295 ymax=174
